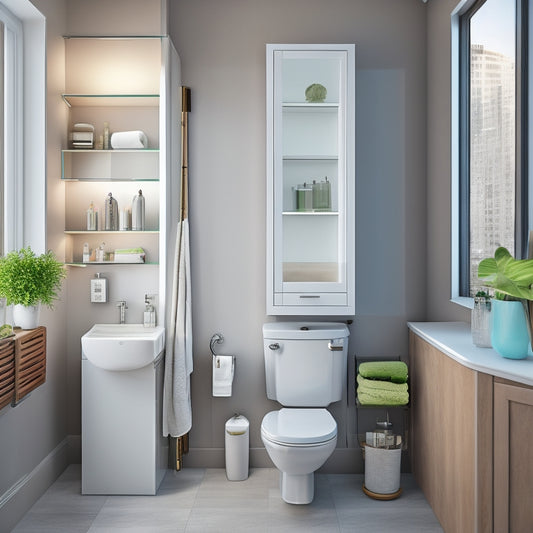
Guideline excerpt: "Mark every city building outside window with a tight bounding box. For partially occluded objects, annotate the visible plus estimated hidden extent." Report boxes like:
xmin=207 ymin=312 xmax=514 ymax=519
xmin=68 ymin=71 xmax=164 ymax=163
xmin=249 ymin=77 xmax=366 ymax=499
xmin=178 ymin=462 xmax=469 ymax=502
xmin=457 ymin=0 xmax=526 ymax=298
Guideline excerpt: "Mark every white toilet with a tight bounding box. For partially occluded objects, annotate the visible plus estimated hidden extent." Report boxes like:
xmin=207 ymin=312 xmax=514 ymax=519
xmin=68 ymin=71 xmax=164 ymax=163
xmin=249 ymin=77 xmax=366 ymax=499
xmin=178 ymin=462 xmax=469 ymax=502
xmin=260 ymin=322 xmax=350 ymax=504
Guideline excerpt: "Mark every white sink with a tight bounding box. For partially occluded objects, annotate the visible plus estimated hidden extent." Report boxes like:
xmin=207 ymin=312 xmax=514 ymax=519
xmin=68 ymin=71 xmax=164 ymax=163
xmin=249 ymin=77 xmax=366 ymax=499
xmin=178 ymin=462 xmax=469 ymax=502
xmin=82 ymin=324 xmax=165 ymax=371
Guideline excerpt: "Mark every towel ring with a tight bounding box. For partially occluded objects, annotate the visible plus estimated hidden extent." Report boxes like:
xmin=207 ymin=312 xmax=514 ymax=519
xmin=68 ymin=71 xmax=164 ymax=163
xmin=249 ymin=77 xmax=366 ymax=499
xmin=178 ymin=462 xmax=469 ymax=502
xmin=210 ymin=333 xmax=224 ymax=357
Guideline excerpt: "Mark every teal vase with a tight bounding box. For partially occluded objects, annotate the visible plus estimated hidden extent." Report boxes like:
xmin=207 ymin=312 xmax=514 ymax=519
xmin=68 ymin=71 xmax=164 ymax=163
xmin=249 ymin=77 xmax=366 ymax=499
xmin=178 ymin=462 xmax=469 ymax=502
xmin=490 ymin=300 xmax=530 ymax=359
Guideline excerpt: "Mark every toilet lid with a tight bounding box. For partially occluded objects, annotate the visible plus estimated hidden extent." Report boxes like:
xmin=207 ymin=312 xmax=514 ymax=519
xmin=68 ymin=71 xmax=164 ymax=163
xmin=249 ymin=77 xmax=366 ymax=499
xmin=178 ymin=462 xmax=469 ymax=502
xmin=261 ymin=408 xmax=337 ymax=445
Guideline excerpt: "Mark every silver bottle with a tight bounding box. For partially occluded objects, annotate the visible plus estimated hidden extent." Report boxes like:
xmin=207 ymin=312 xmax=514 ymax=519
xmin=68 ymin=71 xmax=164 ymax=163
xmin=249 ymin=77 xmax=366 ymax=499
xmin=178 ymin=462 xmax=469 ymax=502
xmin=104 ymin=192 xmax=119 ymax=231
xmin=131 ymin=189 xmax=145 ymax=231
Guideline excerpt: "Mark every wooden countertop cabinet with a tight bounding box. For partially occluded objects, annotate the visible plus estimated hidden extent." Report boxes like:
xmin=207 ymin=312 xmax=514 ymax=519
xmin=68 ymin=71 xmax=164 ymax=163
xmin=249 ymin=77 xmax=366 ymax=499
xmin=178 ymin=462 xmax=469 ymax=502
xmin=410 ymin=330 xmax=533 ymax=532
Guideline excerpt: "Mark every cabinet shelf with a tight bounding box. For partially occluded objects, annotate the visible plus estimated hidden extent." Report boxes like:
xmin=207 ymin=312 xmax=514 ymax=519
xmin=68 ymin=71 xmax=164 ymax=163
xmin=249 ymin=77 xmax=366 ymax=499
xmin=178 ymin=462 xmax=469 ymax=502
xmin=62 ymin=94 xmax=159 ymax=107
xmin=62 ymin=149 xmax=159 ymax=181
xmin=283 ymin=155 xmax=338 ymax=160
xmin=283 ymin=102 xmax=339 ymax=108
xmin=282 ymin=211 xmax=339 ymax=216
xmin=66 ymin=261 xmax=158 ymax=267
xmin=64 ymin=230 xmax=159 ymax=234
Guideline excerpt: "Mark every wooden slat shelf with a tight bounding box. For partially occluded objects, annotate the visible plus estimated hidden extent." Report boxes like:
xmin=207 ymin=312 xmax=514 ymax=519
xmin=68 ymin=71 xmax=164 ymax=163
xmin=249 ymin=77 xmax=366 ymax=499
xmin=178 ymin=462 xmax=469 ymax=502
xmin=0 ymin=326 xmax=47 ymax=408
xmin=0 ymin=337 xmax=15 ymax=409
xmin=14 ymin=327 xmax=46 ymax=403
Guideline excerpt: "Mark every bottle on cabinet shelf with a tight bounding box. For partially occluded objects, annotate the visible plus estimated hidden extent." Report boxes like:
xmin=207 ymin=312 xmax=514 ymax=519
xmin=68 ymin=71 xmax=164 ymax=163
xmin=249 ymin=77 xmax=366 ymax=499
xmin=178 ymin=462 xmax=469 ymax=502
xmin=104 ymin=192 xmax=119 ymax=231
xmin=86 ymin=201 xmax=97 ymax=231
xmin=132 ymin=189 xmax=145 ymax=231
xmin=103 ymin=122 xmax=110 ymax=150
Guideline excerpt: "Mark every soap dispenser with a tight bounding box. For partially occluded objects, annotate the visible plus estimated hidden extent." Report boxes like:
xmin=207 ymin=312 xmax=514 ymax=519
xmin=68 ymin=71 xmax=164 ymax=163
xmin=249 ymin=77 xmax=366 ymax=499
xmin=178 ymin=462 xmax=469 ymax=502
xmin=143 ymin=294 xmax=156 ymax=327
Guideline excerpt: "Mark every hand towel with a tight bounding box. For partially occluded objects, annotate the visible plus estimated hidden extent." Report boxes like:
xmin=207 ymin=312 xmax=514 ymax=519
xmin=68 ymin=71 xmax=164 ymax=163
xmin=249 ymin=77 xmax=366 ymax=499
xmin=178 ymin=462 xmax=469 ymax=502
xmin=358 ymin=361 xmax=408 ymax=384
xmin=357 ymin=374 xmax=408 ymax=394
xmin=357 ymin=389 xmax=409 ymax=406
xmin=110 ymin=130 xmax=148 ymax=149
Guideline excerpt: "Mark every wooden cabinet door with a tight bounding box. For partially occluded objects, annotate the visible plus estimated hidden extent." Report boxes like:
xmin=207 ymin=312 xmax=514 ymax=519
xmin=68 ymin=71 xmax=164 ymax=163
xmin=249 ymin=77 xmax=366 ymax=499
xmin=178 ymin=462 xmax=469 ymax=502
xmin=494 ymin=380 xmax=533 ymax=532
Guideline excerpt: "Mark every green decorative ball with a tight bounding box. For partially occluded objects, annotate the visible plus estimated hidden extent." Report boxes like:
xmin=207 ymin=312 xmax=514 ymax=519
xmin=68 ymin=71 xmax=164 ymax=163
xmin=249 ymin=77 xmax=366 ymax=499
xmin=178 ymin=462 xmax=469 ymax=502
xmin=305 ymin=83 xmax=327 ymax=103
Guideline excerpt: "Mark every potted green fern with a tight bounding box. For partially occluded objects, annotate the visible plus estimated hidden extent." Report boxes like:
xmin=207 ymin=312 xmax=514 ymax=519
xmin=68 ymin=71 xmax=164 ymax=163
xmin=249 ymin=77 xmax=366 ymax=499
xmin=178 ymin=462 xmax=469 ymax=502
xmin=0 ymin=247 xmax=66 ymax=329
xmin=478 ymin=246 xmax=533 ymax=359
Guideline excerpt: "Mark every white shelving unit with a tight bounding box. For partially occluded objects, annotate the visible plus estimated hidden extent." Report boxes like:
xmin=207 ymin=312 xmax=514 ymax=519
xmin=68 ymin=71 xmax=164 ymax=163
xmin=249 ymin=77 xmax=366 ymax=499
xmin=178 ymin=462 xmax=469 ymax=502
xmin=266 ymin=44 xmax=355 ymax=315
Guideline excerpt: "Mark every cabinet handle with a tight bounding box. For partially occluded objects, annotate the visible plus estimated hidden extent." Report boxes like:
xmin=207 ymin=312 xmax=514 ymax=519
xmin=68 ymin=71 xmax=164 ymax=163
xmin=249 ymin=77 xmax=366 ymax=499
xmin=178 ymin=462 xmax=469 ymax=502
xmin=299 ymin=295 xmax=320 ymax=299
xmin=328 ymin=342 xmax=343 ymax=351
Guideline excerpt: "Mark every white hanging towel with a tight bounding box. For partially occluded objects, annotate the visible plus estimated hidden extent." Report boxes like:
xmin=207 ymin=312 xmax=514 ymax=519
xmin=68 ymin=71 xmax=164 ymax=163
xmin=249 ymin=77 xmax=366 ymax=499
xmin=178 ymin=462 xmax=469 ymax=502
xmin=163 ymin=218 xmax=193 ymax=437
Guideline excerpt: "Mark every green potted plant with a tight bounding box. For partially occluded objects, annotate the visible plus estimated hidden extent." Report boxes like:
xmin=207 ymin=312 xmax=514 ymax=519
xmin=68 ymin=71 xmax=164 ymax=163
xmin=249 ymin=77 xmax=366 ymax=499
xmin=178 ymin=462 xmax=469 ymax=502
xmin=478 ymin=246 xmax=533 ymax=359
xmin=0 ymin=247 xmax=66 ymax=329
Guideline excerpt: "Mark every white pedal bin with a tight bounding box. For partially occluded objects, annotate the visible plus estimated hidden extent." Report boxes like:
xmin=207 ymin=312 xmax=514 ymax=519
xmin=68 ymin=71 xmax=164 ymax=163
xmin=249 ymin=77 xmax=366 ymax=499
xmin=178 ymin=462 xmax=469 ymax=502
xmin=225 ymin=414 xmax=249 ymax=481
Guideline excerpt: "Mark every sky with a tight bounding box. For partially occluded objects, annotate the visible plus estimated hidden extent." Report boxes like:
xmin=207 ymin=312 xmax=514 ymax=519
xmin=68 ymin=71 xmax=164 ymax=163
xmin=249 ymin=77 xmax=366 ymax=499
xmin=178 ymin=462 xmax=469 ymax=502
xmin=470 ymin=0 xmax=515 ymax=59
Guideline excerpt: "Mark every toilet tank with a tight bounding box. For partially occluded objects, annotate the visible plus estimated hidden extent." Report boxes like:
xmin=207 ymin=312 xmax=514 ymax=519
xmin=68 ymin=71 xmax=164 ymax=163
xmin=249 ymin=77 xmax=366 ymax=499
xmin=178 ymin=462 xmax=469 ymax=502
xmin=263 ymin=322 xmax=350 ymax=407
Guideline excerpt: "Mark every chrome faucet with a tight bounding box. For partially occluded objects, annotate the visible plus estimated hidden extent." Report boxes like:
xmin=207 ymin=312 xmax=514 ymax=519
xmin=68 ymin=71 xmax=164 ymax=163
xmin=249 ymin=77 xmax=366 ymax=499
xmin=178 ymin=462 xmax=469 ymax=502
xmin=116 ymin=300 xmax=128 ymax=324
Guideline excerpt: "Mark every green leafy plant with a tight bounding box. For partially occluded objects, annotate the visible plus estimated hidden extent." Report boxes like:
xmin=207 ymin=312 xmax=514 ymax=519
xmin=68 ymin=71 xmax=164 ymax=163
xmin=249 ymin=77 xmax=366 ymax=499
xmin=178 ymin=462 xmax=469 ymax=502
xmin=477 ymin=247 xmax=533 ymax=301
xmin=0 ymin=247 xmax=66 ymax=307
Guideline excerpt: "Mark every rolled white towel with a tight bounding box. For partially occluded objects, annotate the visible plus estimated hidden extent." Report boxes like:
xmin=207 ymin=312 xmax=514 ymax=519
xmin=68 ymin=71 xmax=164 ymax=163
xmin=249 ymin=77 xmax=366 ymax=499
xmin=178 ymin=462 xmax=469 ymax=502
xmin=110 ymin=130 xmax=148 ymax=149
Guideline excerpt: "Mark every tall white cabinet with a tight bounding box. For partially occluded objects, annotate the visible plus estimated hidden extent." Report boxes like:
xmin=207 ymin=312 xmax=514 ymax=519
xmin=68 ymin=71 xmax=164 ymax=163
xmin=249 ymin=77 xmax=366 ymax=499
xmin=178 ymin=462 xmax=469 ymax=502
xmin=266 ymin=44 xmax=355 ymax=315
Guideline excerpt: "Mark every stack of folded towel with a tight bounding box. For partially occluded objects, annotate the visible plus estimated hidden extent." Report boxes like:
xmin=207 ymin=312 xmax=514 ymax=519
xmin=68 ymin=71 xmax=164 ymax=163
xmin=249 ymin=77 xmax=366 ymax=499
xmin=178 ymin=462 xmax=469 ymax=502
xmin=357 ymin=361 xmax=409 ymax=406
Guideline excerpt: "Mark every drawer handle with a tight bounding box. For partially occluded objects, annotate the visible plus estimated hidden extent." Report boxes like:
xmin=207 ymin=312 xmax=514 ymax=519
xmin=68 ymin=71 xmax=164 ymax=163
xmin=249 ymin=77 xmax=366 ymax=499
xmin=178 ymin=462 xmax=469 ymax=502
xmin=299 ymin=295 xmax=320 ymax=299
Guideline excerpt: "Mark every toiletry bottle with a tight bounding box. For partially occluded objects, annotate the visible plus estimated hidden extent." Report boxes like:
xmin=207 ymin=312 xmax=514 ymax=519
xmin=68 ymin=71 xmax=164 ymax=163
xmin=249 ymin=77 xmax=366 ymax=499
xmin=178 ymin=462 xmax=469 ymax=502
xmin=96 ymin=242 xmax=105 ymax=263
xmin=132 ymin=189 xmax=145 ymax=231
xmin=103 ymin=122 xmax=110 ymax=150
xmin=143 ymin=294 xmax=156 ymax=327
xmin=82 ymin=242 xmax=90 ymax=263
xmin=87 ymin=201 xmax=97 ymax=230
xmin=104 ymin=192 xmax=119 ymax=231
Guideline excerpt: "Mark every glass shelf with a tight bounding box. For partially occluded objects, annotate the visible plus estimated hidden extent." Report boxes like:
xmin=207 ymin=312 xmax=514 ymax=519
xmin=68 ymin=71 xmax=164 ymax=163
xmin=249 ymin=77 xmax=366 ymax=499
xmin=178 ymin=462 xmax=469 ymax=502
xmin=62 ymin=149 xmax=159 ymax=181
xmin=283 ymin=155 xmax=338 ymax=160
xmin=64 ymin=230 xmax=159 ymax=234
xmin=282 ymin=211 xmax=339 ymax=216
xmin=61 ymin=94 xmax=159 ymax=107
xmin=66 ymin=261 xmax=158 ymax=267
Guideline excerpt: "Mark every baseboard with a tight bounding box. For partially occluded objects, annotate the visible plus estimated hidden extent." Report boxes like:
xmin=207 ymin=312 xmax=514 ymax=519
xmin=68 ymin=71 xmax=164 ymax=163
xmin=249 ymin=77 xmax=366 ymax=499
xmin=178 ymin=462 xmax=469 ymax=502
xmin=182 ymin=446 xmax=364 ymax=473
xmin=0 ymin=438 xmax=69 ymax=533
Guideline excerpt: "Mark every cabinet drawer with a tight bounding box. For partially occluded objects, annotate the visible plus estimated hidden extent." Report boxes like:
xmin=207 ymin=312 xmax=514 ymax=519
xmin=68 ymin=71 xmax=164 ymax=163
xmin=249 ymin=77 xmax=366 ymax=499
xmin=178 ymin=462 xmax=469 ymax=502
xmin=281 ymin=293 xmax=347 ymax=306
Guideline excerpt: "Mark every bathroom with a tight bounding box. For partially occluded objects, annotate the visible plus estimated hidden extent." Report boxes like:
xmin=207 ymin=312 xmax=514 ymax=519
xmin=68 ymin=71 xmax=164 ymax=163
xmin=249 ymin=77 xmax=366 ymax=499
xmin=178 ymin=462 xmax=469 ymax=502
xmin=1 ymin=0 xmax=525 ymax=531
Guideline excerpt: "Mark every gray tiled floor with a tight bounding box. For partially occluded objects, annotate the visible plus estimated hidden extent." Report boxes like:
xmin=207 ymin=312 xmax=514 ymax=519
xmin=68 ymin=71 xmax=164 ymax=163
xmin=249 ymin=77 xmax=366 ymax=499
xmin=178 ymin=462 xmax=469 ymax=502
xmin=13 ymin=465 xmax=443 ymax=532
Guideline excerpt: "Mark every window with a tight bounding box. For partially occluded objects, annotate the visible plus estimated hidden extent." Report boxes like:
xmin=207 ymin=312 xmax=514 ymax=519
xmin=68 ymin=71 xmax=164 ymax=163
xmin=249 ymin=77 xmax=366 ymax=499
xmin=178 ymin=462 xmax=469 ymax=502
xmin=0 ymin=1 xmax=45 ymax=256
xmin=455 ymin=0 xmax=527 ymax=298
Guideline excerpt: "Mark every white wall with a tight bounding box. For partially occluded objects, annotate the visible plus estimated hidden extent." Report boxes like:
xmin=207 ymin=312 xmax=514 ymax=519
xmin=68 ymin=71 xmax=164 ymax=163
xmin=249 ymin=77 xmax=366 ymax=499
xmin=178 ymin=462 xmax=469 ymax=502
xmin=0 ymin=1 xmax=69 ymax=530
xmin=169 ymin=0 xmax=428 ymax=470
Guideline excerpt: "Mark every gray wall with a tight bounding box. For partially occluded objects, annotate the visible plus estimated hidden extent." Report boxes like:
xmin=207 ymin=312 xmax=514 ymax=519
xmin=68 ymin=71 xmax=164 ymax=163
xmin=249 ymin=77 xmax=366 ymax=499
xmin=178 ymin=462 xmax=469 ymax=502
xmin=426 ymin=0 xmax=470 ymax=323
xmin=0 ymin=1 xmax=69 ymax=531
xmin=169 ymin=0 xmax=428 ymax=468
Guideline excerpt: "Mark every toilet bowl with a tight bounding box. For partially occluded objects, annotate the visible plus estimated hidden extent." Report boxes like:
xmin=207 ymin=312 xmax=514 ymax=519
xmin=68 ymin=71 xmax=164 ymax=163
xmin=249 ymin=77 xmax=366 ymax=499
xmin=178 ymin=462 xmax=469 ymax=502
xmin=261 ymin=408 xmax=337 ymax=504
xmin=261 ymin=322 xmax=350 ymax=504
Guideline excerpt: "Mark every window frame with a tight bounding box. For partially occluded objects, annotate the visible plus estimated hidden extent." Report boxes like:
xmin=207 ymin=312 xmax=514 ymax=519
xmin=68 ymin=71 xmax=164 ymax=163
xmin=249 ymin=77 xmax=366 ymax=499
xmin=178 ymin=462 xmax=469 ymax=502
xmin=452 ymin=0 xmax=529 ymax=304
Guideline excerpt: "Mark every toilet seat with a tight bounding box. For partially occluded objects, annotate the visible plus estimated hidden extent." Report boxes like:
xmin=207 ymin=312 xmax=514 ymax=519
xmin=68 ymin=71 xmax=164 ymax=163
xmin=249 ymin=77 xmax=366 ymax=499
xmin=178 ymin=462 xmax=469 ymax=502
xmin=261 ymin=408 xmax=337 ymax=446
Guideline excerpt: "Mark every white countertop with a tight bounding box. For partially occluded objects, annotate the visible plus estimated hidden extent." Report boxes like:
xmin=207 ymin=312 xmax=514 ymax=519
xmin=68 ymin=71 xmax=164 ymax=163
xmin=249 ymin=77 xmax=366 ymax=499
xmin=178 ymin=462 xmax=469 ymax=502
xmin=408 ymin=321 xmax=533 ymax=387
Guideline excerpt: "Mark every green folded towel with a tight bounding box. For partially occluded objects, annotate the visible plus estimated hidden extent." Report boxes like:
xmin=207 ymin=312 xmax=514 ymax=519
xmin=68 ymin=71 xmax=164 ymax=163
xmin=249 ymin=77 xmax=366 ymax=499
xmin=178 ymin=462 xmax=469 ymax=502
xmin=114 ymin=247 xmax=145 ymax=254
xmin=357 ymin=374 xmax=408 ymax=394
xmin=357 ymin=389 xmax=409 ymax=406
xmin=358 ymin=361 xmax=408 ymax=384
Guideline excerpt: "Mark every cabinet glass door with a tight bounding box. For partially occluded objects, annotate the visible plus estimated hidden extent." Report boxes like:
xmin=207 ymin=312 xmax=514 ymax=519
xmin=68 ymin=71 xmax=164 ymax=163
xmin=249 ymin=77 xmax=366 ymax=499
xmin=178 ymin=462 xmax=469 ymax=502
xmin=267 ymin=45 xmax=355 ymax=315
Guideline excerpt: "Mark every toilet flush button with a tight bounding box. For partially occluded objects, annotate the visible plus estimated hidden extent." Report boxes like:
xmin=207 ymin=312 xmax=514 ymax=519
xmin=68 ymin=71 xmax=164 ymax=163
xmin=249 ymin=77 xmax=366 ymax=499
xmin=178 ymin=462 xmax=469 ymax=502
xmin=269 ymin=343 xmax=280 ymax=350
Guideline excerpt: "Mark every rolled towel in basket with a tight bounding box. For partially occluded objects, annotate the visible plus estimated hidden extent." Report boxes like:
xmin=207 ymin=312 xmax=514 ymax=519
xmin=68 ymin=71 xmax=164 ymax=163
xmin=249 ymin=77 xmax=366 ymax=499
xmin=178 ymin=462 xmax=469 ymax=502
xmin=358 ymin=361 xmax=408 ymax=384
xmin=110 ymin=130 xmax=148 ymax=149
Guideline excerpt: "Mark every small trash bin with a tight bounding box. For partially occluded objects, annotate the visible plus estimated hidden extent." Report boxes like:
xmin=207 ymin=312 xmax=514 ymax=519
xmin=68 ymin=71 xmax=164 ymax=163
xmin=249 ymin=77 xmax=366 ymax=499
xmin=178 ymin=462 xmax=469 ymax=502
xmin=364 ymin=444 xmax=402 ymax=498
xmin=225 ymin=414 xmax=249 ymax=481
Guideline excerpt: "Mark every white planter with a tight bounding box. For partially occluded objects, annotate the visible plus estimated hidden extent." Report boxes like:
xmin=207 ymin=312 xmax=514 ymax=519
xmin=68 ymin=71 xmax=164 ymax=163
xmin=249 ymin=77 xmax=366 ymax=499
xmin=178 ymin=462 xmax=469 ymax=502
xmin=13 ymin=304 xmax=41 ymax=329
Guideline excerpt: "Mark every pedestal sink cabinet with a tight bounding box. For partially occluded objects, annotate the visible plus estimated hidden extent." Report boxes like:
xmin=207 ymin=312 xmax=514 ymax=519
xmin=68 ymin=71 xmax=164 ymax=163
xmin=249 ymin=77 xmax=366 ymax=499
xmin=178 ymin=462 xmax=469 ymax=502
xmin=266 ymin=44 xmax=355 ymax=315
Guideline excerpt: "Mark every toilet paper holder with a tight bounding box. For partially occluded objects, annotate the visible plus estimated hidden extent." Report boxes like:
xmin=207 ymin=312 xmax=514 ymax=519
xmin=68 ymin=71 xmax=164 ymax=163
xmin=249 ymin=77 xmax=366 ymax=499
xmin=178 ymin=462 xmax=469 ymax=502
xmin=210 ymin=332 xmax=236 ymax=369
xmin=210 ymin=333 xmax=224 ymax=357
